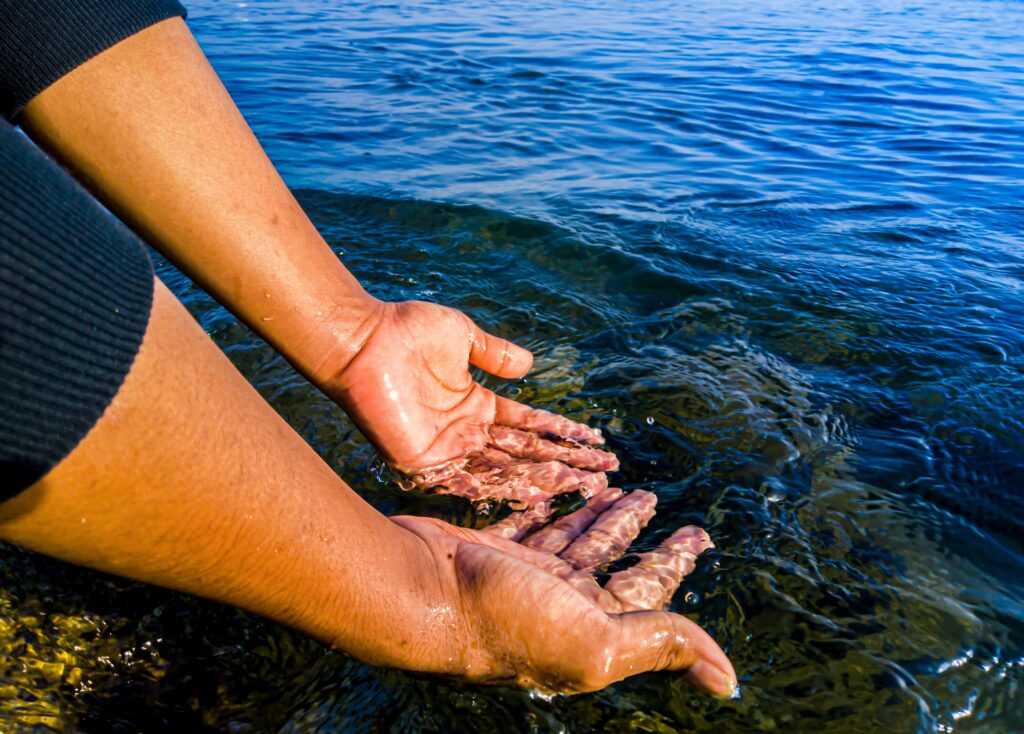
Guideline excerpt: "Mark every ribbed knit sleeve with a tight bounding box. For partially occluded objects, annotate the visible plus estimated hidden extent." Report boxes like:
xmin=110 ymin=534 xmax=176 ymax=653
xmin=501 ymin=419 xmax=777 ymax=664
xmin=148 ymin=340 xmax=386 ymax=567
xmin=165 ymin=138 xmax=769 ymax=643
xmin=0 ymin=0 xmax=186 ymax=118
xmin=0 ymin=120 xmax=154 ymax=498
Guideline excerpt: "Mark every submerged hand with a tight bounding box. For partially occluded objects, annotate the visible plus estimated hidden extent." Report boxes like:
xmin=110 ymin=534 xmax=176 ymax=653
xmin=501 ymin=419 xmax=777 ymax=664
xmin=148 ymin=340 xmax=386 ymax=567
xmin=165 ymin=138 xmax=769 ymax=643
xmin=392 ymin=488 xmax=736 ymax=695
xmin=323 ymin=300 xmax=617 ymax=502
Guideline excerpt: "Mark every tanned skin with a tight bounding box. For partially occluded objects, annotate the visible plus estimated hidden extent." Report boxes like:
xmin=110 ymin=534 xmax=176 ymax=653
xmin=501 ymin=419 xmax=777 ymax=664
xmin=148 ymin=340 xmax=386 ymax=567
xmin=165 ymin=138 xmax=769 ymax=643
xmin=21 ymin=18 xmax=544 ymax=476
xmin=0 ymin=281 xmax=736 ymax=695
xmin=6 ymin=18 xmax=737 ymax=695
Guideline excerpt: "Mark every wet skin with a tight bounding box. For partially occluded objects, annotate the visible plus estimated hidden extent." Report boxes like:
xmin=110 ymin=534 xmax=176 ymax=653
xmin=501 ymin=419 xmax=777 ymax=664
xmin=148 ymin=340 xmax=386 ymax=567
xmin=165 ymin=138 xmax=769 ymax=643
xmin=8 ymin=17 xmax=737 ymax=697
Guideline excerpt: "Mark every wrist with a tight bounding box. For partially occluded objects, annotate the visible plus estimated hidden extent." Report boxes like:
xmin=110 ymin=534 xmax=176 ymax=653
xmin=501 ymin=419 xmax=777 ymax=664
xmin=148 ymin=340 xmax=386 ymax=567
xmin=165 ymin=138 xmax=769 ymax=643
xmin=283 ymin=289 xmax=387 ymax=389
xmin=386 ymin=517 xmax=503 ymax=680
xmin=307 ymin=516 xmax=474 ymax=675
xmin=240 ymin=504 xmax=456 ymax=673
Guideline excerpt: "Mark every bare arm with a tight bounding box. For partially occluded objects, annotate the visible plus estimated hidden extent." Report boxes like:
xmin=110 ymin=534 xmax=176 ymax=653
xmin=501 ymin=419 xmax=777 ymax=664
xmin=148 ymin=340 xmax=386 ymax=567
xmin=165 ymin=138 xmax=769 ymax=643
xmin=0 ymin=279 xmax=735 ymax=695
xmin=19 ymin=16 xmax=615 ymax=490
xmin=20 ymin=18 xmax=374 ymax=381
xmin=0 ymin=279 xmax=446 ymax=670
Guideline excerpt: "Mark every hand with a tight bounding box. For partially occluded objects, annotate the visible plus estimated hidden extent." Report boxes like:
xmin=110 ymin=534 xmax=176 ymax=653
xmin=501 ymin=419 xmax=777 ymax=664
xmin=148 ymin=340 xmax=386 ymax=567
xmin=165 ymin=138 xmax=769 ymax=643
xmin=18 ymin=18 xmax=612 ymax=508
xmin=323 ymin=300 xmax=618 ymax=504
xmin=391 ymin=487 xmax=736 ymax=695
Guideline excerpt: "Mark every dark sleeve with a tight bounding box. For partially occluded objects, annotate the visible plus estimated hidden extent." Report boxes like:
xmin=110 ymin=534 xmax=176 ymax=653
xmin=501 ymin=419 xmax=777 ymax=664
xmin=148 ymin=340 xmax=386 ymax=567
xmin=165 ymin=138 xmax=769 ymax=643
xmin=0 ymin=119 xmax=154 ymax=499
xmin=0 ymin=0 xmax=187 ymax=119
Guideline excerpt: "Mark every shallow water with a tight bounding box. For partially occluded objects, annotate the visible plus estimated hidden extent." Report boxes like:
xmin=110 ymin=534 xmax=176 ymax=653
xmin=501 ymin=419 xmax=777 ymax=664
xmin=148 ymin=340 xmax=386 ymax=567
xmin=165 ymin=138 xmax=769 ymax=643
xmin=3 ymin=0 xmax=1024 ymax=731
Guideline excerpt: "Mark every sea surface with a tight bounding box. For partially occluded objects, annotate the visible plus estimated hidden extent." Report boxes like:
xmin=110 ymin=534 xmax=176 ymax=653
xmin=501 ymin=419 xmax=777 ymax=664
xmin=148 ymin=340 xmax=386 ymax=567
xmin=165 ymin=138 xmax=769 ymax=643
xmin=2 ymin=0 xmax=1023 ymax=731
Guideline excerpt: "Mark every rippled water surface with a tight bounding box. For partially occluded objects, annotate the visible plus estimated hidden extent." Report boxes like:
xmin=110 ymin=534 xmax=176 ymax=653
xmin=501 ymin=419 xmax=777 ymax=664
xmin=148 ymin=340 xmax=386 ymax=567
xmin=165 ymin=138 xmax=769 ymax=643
xmin=3 ymin=0 xmax=1024 ymax=731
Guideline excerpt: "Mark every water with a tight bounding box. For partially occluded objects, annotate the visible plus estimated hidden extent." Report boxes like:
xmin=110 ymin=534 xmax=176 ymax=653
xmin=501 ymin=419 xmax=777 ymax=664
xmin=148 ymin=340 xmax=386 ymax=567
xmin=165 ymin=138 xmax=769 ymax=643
xmin=2 ymin=0 xmax=1023 ymax=731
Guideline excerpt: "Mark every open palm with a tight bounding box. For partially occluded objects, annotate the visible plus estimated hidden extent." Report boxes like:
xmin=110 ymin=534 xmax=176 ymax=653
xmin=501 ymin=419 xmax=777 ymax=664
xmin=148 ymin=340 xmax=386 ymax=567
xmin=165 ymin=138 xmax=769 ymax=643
xmin=327 ymin=301 xmax=617 ymax=503
xmin=392 ymin=487 xmax=736 ymax=695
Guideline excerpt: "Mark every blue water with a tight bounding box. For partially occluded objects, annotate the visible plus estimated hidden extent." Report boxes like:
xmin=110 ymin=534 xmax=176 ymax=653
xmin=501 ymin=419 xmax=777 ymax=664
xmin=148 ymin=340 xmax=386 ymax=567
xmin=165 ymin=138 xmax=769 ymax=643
xmin=3 ymin=0 xmax=1023 ymax=731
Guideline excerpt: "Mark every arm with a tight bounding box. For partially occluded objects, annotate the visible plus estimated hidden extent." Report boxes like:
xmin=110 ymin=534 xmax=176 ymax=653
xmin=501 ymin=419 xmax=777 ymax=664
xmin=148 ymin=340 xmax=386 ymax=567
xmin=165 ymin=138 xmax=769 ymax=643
xmin=19 ymin=17 xmax=377 ymax=384
xmin=19 ymin=16 xmax=611 ymax=485
xmin=0 ymin=278 xmax=735 ymax=695
xmin=0 ymin=279 xmax=447 ymax=670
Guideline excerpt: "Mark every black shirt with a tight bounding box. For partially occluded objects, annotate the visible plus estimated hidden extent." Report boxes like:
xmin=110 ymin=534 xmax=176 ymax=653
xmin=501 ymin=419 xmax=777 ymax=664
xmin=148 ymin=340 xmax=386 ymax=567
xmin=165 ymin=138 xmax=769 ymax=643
xmin=0 ymin=0 xmax=186 ymax=498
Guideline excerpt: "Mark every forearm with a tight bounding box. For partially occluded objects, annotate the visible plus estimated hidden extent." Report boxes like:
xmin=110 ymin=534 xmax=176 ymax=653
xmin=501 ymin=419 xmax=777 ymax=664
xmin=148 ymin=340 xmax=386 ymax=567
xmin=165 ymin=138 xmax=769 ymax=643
xmin=0 ymin=279 xmax=452 ymax=671
xmin=19 ymin=18 xmax=375 ymax=383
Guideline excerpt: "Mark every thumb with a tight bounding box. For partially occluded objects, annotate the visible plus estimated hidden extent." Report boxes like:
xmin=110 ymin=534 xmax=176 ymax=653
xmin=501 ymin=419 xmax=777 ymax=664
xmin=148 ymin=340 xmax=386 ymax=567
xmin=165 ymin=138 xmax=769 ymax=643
xmin=466 ymin=318 xmax=533 ymax=378
xmin=610 ymin=611 xmax=737 ymax=697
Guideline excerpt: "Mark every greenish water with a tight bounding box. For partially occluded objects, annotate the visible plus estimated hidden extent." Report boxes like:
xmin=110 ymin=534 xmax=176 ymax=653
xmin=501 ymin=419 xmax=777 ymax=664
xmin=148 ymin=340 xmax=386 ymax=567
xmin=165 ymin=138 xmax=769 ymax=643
xmin=3 ymin=0 xmax=1024 ymax=731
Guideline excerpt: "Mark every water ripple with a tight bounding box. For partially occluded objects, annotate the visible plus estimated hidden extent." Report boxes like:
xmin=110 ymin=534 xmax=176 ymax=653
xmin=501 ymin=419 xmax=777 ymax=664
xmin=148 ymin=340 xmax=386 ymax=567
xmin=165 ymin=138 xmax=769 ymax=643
xmin=3 ymin=0 xmax=1024 ymax=731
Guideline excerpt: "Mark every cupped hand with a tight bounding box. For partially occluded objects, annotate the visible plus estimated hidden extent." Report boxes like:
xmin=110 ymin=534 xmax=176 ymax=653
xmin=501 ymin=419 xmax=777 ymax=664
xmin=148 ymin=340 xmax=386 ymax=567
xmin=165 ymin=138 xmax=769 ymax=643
xmin=324 ymin=300 xmax=618 ymax=503
xmin=392 ymin=488 xmax=736 ymax=695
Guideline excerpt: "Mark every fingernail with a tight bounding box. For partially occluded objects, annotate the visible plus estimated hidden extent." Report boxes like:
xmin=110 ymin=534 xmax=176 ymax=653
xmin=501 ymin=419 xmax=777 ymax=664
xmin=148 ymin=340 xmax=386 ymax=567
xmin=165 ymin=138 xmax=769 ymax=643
xmin=684 ymin=660 xmax=739 ymax=698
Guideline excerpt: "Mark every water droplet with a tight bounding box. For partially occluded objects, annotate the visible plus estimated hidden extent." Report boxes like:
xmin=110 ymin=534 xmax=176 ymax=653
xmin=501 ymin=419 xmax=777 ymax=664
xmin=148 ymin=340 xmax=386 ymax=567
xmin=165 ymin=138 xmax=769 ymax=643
xmin=685 ymin=591 xmax=700 ymax=605
xmin=645 ymin=416 xmax=655 ymax=425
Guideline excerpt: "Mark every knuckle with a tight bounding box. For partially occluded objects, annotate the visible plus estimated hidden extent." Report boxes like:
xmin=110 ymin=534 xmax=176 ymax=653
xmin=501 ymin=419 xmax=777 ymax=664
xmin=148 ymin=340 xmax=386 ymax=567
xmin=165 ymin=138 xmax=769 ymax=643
xmin=654 ymin=637 xmax=676 ymax=671
xmin=496 ymin=343 xmax=511 ymax=371
xmin=658 ymin=622 xmax=692 ymax=670
xmin=579 ymin=667 xmax=612 ymax=692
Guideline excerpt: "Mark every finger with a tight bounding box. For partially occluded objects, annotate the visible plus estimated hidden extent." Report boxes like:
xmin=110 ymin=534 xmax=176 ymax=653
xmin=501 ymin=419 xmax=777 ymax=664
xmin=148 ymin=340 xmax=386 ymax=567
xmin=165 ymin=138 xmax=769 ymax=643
xmin=558 ymin=490 xmax=657 ymax=570
xmin=464 ymin=450 xmax=560 ymax=506
xmin=474 ymin=459 xmax=609 ymax=503
xmin=408 ymin=462 xmax=486 ymax=499
xmin=414 ymin=449 xmax=608 ymax=506
xmin=405 ymin=452 xmax=493 ymax=497
xmin=454 ymin=521 xmax=625 ymax=611
xmin=603 ymin=526 xmax=714 ymax=612
xmin=488 ymin=426 xmax=619 ymax=472
xmin=522 ymin=487 xmax=625 ymax=554
xmin=412 ymin=449 xmax=557 ymax=505
xmin=483 ymin=498 xmax=559 ymax=540
xmin=463 ymin=523 xmax=576 ymax=578
xmin=609 ymin=611 xmax=737 ymax=697
xmin=466 ymin=318 xmax=533 ymax=378
xmin=565 ymin=570 xmax=623 ymax=612
xmin=494 ymin=397 xmax=605 ymax=446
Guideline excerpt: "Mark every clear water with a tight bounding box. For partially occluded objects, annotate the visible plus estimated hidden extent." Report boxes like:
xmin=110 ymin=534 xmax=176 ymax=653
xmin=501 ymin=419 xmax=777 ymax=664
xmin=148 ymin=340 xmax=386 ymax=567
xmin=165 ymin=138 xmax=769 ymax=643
xmin=2 ymin=0 xmax=1023 ymax=731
